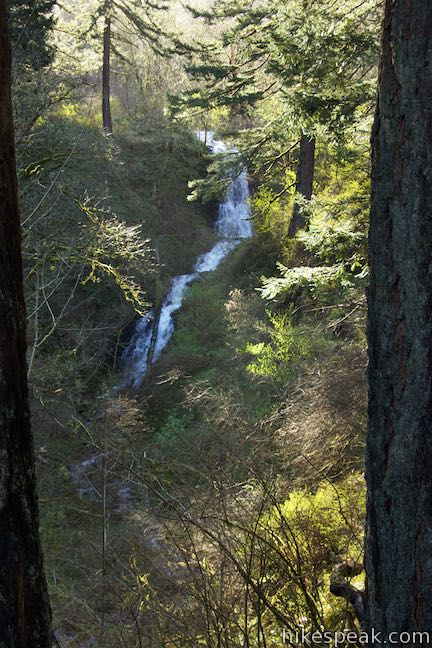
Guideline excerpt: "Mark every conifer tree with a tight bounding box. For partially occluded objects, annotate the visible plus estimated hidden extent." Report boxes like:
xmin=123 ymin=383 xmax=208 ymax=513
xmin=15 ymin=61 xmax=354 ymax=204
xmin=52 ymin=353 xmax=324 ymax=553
xmin=96 ymin=0 xmax=171 ymax=133
xmin=175 ymin=0 xmax=379 ymax=234
xmin=102 ymin=11 xmax=112 ymax=132
xmin=6 ymin=0 xmax=56 ymax=69
xmin=366 ymin=0 xmax=432 ymax=638
xmin=0 ymin=0 xmax=52 ymax=644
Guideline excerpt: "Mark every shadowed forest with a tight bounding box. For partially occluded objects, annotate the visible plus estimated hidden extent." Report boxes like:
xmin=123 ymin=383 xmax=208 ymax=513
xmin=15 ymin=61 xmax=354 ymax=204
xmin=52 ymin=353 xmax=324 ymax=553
xmin=1 ymin=0 xmax=431 ymax=646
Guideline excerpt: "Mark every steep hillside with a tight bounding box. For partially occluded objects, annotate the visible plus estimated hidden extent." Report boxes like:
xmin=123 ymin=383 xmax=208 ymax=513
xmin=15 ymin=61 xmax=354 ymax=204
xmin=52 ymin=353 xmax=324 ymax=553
xmin=21 ymin=110 xmax=216 ymax=400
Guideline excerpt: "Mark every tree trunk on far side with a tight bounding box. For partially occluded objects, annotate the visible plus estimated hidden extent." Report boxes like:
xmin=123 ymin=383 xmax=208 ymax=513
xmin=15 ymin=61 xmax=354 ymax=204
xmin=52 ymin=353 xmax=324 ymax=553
xmin=288 ymin=134 xmax=315 ymax=236
xmin=0 ymin=1 xmax=52 ymax=645
xmin=102 ymin=14 xmax=113 ymax=134
xmin=366 ymin=0 xmax=432 ymax=642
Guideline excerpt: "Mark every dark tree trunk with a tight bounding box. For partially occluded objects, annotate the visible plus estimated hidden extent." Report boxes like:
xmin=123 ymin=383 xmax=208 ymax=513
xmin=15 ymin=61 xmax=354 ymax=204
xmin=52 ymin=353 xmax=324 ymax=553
xmin=366 ymin=0 xmax=432 ymax=642
xmin=102 ymin=13 xmax=113 ymax=134
xmin=288 ymin=134 xmax=315 ymax=236
xmin=0 ymin=2 xmax=52 ymax=645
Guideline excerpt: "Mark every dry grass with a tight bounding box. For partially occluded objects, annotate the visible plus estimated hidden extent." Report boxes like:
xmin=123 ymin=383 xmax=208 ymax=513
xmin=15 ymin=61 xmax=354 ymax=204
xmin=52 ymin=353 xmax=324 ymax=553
xmin=274 ymin=345 xmax=367 ymax=487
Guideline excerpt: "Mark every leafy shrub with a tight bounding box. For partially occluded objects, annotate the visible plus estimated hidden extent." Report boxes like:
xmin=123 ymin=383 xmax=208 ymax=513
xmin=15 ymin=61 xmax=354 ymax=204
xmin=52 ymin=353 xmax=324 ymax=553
xmin=257 ymin=473 xmax=365 ymax=635
xmin=298 ymin=179 xmax=369 ymax=274
xmin=154 ymin=408 xmax=194 ymax=452
xmin=244 ymin=310 xmax=319 ymax=384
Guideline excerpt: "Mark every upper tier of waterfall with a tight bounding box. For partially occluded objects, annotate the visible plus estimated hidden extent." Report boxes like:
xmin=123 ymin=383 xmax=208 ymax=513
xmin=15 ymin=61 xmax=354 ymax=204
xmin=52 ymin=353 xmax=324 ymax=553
xmin=121 ymin=132 xmax=253 ymax=387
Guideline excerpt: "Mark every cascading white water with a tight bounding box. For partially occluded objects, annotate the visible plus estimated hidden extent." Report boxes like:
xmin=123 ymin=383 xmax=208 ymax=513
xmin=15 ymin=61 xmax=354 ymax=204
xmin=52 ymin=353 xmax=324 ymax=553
xmin=121 ymin=132 xmax=253 ymax=387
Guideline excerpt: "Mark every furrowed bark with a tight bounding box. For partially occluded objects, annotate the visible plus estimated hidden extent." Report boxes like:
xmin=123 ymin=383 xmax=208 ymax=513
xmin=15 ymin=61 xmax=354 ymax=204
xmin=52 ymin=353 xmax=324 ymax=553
xmin=366 ymin=0 xmax=432 ymax=643
xmin=0 ymin=1 xmax=52 ymax=645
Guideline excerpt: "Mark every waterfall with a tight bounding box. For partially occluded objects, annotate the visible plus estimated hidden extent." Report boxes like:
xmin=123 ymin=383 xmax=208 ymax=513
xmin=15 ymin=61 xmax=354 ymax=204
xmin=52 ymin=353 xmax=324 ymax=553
xmin=121 ymin=132 xmax=253 ymax=387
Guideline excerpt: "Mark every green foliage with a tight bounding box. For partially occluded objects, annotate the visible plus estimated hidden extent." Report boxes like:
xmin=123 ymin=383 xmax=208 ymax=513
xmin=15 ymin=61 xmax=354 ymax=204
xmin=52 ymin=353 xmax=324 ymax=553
xmin=6 ymin=0 xmax=56 ymax=69
xmin=188 ymin=148 xmax=243 ymax=203
xmin=173 ymin=0 xmax=380 ymax=167
xmin=258 ymin=142 xmax=370 ymax=305
xmin=265 ymin=0 xmax=379 ymax=135
xmin=244 ymin=310 xmax=318 ymax=384
xmin=154 ymin=407 xmax=194 ymax=452
xmin=260 ymin=263 xmax=349 ymax=301
xmin=250 ymin=181 xmax=293 ymax=239
xmin=167 ymin=279 xmax=228 ymax=371
xmin=258 ymin=473 xmax=365 ymax=633
xmin=301 ymin=145 xmax=370 ymax=266
xmin=78 ymin=197 xmax=155 ymax=313
xmin=267 ymin=475 xmax=365 ymax=557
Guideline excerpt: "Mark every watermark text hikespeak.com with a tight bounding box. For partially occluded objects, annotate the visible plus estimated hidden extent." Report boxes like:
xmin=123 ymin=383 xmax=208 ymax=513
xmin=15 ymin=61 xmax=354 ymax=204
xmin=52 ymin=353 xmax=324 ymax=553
xmin=282 ymin=628 xmax=431 ymax=646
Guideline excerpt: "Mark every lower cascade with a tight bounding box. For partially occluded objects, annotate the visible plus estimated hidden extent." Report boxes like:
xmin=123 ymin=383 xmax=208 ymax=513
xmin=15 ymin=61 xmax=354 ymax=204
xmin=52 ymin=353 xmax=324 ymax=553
xmin=121 ymin=132 xmax=253 ymax=387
